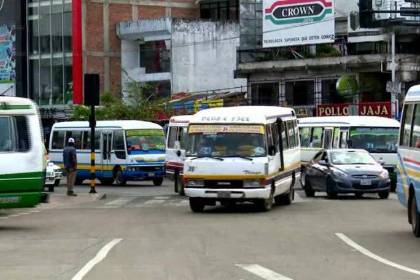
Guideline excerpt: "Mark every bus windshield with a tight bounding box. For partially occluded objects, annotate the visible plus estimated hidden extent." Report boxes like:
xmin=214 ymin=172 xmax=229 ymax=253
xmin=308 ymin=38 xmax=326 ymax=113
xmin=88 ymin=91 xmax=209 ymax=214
xmin=126 ymin=129 xmax=165 ymax=154
xmin=186 ymin=124 xmax=267 ymax=157
xmin=349 ymin=127 xmax=398 ymax=153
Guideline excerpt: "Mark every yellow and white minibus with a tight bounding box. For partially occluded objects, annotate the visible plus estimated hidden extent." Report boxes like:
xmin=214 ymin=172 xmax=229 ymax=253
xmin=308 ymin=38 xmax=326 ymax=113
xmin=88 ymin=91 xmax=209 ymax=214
xmin=183 ymin=106 xmax=300 ymax=212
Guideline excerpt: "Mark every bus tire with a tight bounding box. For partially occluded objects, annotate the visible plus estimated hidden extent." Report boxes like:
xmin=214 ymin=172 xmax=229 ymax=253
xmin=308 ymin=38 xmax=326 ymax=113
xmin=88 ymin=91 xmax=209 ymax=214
xmin=114 ymin=168 xmax=126 ymax=186
xmin=189 ymin=198 xmax=205 ymax=212
xmin=256 ymin=190 xmax=274 ymax=211
xmin=54 ymin=179 xmax=60 ymax=186
xmin=153 ymin=177 xmax=163 ymax=186
xmin=275 ymin=186 xmax=293 ymax=206
xmin=410 ymin=193 xmax=420 ymax=238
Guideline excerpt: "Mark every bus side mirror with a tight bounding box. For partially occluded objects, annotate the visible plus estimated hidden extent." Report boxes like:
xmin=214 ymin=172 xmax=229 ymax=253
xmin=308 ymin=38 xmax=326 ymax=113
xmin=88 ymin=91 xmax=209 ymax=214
xmin=176 ymin=150 xmax=182 ymax=157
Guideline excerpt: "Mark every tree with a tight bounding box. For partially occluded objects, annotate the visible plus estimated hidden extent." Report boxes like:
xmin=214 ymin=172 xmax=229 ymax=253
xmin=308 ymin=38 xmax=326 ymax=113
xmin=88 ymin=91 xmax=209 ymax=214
xmin=70 ymin=81 xmax=172 ymax=121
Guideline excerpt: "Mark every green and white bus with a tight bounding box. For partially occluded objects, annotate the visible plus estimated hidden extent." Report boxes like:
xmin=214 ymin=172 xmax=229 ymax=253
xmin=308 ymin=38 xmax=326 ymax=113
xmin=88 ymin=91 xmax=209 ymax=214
xmin=0 ymin=97 xmax=46 ymax=208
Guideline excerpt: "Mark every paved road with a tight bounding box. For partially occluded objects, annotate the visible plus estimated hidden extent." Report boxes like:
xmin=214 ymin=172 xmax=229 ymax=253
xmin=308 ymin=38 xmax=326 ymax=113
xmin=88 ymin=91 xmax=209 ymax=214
xmin=0 ymin=179 xmax=419 ymax=280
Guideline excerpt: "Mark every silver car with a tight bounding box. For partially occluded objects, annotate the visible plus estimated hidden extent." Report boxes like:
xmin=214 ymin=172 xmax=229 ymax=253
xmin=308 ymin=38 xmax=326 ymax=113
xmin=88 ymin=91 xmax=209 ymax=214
xmin=301 ymin=149 xmax=391 ymax=199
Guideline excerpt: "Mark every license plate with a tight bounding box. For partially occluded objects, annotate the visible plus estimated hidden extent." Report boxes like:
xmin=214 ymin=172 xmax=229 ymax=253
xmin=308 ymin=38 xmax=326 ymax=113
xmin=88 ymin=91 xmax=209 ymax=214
xmin=217 ymin=191 xmax=231 ymax=198
xmin=148 ymin=173 xmax=154 ymax=177
xmin=360 ymin=179 xmax=372 ymax=186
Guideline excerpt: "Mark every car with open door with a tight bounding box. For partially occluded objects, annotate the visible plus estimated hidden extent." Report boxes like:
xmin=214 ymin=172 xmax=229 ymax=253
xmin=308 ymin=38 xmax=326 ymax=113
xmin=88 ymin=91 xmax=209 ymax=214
xmin=301 ymin=149 xmax=391 ymax=199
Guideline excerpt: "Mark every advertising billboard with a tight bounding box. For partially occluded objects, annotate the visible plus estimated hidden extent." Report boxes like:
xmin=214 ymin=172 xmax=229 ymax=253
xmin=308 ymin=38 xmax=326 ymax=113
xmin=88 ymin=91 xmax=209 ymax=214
xmin=262 ymin=0 xmax=335 ymax=48
xmin=0 ymin=24 xmax=15 ymax=96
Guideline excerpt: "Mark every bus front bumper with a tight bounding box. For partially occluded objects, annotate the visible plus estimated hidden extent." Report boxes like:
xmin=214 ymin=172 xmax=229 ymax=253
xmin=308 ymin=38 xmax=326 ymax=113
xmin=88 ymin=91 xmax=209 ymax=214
xmin=123 ymin=168 xmax=165 ymax=180
xmin=185 ymin=187 xmax=272 ymax=200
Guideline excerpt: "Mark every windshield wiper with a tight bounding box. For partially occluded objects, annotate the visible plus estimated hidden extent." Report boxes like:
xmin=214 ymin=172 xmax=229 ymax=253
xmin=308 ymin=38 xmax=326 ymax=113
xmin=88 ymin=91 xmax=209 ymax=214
xmin=190 ymin=156 xmax=224 ymax=161
xmin=234 ymin=156 xmax=253 ymax=161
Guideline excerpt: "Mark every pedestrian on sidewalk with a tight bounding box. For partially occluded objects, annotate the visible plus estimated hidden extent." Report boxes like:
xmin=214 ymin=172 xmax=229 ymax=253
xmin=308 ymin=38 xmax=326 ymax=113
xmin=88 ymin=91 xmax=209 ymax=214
xmin=63 ymin=137 xmax=78 ymax=196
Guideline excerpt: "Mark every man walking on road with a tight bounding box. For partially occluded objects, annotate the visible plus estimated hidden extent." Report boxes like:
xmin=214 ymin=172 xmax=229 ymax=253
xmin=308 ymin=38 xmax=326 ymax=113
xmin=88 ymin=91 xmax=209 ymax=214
xmin=63 ymin=138 xmax=78 ymax=196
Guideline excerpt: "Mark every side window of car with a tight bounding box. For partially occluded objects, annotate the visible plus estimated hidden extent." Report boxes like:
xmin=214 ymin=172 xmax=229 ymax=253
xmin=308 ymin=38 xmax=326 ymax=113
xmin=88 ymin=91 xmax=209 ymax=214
xmin=312 ymin=151 xmax=323 ymax=162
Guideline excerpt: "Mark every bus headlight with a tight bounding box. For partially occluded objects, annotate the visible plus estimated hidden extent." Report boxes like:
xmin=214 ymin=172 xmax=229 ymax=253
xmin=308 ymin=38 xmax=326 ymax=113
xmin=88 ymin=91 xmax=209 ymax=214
xmin=243 ymin=180 xmax=261 ymax=188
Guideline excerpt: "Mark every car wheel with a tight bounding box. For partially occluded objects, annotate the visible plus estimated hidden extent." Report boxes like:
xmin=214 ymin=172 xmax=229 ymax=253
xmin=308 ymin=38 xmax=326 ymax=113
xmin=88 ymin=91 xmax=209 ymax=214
xmin=114 ymin=169 xmax=126 ymax=186
xmin=355 ymin=192 xmax=363 ymax=199
xmin=378 ymin=190 xmax=389 ymax=199
xmin=153 ymin=177 xmax=163 ymax=186
xmin=410 ymin=194 xmax=420 ymax=237
xmin=54 ymin=179 xmax=60 ymax=186
xmin=326 ymin=177 xmax=337 ymax=199
xmin=189 ymin=198 xmax=205 ymax=213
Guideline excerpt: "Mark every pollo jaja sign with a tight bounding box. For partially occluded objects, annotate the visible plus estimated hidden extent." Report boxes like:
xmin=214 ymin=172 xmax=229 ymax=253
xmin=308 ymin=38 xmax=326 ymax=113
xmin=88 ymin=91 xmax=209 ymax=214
xmin=263 ymin=0 xmax=335 ymax=47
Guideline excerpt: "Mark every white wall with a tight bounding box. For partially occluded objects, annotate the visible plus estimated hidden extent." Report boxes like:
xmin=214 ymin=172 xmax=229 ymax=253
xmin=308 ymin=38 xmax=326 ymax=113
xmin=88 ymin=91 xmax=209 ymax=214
xmin=171 ymin=19 xmax=246 ymax=94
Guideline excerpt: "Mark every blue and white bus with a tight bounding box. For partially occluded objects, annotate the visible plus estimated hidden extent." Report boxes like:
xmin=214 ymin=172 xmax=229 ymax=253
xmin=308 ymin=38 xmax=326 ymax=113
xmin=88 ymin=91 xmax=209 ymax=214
xmin=49 ymin=120 xmax=166 ymax=186
xmin=397 ymin=85 xmax=420 ymax=237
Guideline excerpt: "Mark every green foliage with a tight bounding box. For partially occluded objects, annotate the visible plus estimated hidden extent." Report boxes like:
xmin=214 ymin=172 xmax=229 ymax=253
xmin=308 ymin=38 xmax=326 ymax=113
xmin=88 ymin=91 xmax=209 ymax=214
xmin=70 ymin=81 xmax=172 ymax=121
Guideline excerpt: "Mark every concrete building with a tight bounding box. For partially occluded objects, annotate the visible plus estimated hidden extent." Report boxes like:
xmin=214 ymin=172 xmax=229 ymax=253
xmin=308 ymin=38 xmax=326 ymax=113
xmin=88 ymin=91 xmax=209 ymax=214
xmin=117 ymin=18 xmax=246 ymax=99
xmin=235 ymin=0 xmax=420 ymax=118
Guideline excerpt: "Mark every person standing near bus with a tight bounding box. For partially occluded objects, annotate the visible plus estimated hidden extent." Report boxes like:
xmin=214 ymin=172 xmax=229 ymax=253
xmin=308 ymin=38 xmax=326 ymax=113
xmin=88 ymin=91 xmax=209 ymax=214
xmin=63 ymin=138 xmax=78 ymax=196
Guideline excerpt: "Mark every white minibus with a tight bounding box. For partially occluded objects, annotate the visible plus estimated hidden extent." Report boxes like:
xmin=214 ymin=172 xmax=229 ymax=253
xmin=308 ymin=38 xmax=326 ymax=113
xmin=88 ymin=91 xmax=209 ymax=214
xmin=49 ymin=120 xmax=165 ymax=186
xmin=299 ymin=116 xmax=400 ymax=190
xmin=183 ymin=106 xmax=300 ymax=212
xmin=396 ymin=85 xmax=420 ymax=237
xmin=0 ymin=97 xmax=46 ymax=208
xmin=165 ymin=115 xmax=191 ymax=195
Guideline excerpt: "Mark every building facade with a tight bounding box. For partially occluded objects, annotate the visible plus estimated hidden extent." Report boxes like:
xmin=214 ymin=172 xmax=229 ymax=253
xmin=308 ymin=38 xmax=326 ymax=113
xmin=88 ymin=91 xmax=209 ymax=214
xmin=235 ymin=0 xmax=420 ymax=118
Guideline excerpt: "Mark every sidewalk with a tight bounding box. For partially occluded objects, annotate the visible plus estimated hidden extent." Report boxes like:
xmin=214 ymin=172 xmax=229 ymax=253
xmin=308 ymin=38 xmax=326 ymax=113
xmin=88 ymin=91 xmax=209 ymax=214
xmin=40 ymin=185 xmax=106 ymax=209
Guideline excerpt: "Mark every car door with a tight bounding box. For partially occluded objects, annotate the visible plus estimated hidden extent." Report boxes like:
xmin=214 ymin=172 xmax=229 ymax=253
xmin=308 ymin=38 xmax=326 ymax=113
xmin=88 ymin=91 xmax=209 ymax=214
xmin=311 ymin=151 xmax=329 ymax=190
xmin=305 ymin=151 xmax=323 ymax=189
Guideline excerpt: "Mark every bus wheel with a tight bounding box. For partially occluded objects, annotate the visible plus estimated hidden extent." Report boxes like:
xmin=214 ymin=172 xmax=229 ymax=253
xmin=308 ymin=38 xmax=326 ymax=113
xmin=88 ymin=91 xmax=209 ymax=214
xmin=114 ymin=169 xmax=126 ymax=186
xmin=256 ymin=191 xmax=273 ymax=211
xmin=189 ymin=198 xmax=205 ymax=212
xmin=410 ymin=194 xmax=420 ymax=237
xmin=275 ymin=186 xmax=293 ymax=206
xmin=153 ymin=177 xmax=163 ymax=186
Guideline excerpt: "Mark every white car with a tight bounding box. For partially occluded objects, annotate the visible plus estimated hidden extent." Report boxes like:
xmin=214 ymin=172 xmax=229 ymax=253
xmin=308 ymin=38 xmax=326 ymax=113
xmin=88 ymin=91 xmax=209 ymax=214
xmin=44 ymin=161 xmax=63 ymax=191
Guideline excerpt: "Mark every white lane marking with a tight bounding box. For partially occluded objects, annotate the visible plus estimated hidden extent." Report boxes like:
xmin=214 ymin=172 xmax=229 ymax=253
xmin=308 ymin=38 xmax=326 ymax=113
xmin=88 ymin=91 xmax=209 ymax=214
xmin=154 ymin=196 xmax=171 ymax=200
xmin=236 ymin=264 xmax=294 ymax=280
xmin=336 ymin=233 xmax=420 ymax=276
xmin=72 ymin=238 xmax=122 ymax=280
xmin=102 ymin=197 xmax=136 ymax=208
xmin=144 ymin=199 xmax=165 ymax=205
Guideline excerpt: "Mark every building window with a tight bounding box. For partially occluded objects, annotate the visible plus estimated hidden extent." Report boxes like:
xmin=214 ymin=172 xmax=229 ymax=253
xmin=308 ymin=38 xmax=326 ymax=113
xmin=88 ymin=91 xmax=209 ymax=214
xmin=322 ymin=79 xmax=345 ymax=104
xmin=139 ymin=41 xmax=170 ymax=74
xmin=285 ymin=80 xmax=314 ymax=106
xmin=251 ymin=83 xmax=279 ymax=106
xmin=200 ymin=0 xmax=239 ymax=21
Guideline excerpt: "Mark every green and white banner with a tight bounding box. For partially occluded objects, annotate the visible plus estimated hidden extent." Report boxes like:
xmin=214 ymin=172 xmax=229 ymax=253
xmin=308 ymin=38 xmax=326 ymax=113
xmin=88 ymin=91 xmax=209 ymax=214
xmin=263 ymin=0 xmax=335 ymax=47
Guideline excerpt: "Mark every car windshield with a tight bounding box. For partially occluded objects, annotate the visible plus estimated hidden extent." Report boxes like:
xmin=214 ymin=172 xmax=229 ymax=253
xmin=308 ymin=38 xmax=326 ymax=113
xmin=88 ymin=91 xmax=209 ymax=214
xmin=126 ymin=129 xmax=165 ymax=154
xmin=348 ymin=127 xmax=398 ymax=153
xmin=186 ymin=124 xmax=266 ymax=157
xmin=329 ymin=151 xmax=377 ymax=165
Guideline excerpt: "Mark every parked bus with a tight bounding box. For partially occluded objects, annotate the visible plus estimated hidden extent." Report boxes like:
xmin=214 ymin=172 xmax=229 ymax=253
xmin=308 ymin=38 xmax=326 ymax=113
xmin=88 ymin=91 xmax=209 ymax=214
xmin=299 ymin=116 xmax=400 ymax=190
xmin=396 ymin=85 xmax=420 ymax=237
xmin=49 ymin=120 xmax=166 ymax=186
xmin=0 ymin=97 xmax=46 ymax=208
xmin=165 ymin=115 xmax=191 ymax=195
xmin=183 ymin=106 xmax=300 ymax=212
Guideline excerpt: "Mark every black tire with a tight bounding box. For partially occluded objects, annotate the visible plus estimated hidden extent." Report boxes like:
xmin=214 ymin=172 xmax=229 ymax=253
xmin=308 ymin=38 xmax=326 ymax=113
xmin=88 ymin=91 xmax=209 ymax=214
xmin=114 ymin=169 xmax=126 ymax=186
xmin=410 ymin=194 xmax=420 ymax=237
xmin=48 ymin=185 xmax=54 ymax=192
xmin=275 ymin=187 xmax=293 ymax=206
xmin=189 ymin=198 xmax=205 ymax=212
xmin=54 ymin=179 xmax=60 ymax=186
xmin=355 ymin=192 xmax=363 ymax=199
xmin=378 ymin=190 xmax=389 ymax=199
xmin=326 ymin=177 xmax=337 ymax=199
xmin=153 ymin=177 xmax=164 ymax=186
xmin=100 ymin=178 xmax=114 ymax=185
xmin=255 ymin=192 xmax=274 ymax=212
xmin=304 ymin=179 xmax=315 ymax=197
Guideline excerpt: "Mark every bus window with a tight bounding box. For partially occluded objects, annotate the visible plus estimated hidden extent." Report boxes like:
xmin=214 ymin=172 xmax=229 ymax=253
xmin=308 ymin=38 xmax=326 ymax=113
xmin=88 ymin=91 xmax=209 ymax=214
xmin=179 ymin=127 xmax=189 ymax=149
xmin=339 ymin=130 xmax=348 ymax=148
xmin=66 ymin=131 xmax=82 ymax=149
xmin=167 ymin=127 xmax=177 ymax=148
xmin=281 ymin=122 xmax=289 ymax=150
xmin=412 ymin=105 xmax=420 ymax=149
xmin=333 ymin=127 xmax=340 ymax=148
xmin=287 ymin=121 xmax=297 ymax=148
xmin=294 ymin=120 xmax=299 ymax=147
xmin=81 ymin=131 xmax=100 ymax=150
xmin=311 ymin=127 xmax=323 ymax=148
xmin=15 ymin=116 xmax=30 ymax=152
xmin=0 ymin=117 xmax=14 ymax=152
xmin=113 ymin=130 xmax=126 ymax=159
xmin=323 ymin=129 xmax=333 ymax=149
xmin=400 ymin=104 xmax=414 ymax=147
xmin=299 ymin=127 xmax=311 ymax=147
xmin=51 ymin=130 xmax=65 ymax=149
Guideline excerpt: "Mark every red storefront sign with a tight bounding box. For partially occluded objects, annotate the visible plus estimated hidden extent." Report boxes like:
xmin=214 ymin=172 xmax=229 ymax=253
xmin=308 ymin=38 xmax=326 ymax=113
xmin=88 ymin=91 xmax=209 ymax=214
xmin=317 ymin=102 xmax=391 ymax=117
